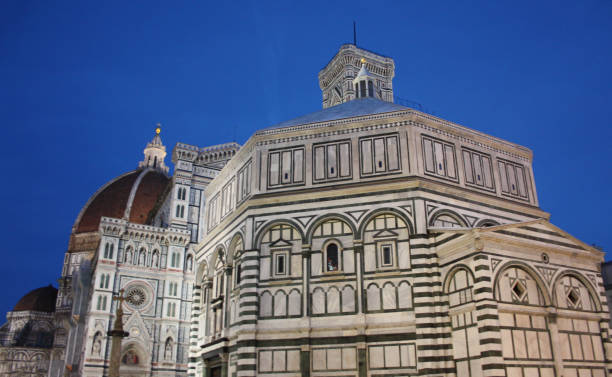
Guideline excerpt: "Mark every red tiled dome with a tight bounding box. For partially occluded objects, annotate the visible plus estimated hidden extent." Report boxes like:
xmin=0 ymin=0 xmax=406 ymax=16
xmin=13 ymin=285 xmax=58 ymax=313
xmin=74 ymin=169 xmax=170 ymax=233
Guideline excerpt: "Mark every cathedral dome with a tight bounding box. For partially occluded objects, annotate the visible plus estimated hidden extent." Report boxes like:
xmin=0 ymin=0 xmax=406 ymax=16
xmin=13 ymin=285 xmax=58 ymax=313
xmin=73 ymin=168 xmax=170 ymax=233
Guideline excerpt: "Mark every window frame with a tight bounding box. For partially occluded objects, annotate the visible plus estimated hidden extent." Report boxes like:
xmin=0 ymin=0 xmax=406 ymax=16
xmin=376 ymin=239 xmax=397 ymax=270
xmin=272 ymin=250 xmax=289 ymax=277
xmin=234 ymin=261 xmax=242 ymax=287
xmin=322 ymin=240 xmax=343 ymax=274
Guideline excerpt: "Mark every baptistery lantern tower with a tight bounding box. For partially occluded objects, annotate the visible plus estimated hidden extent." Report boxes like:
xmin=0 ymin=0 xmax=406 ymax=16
xmin=319 ymin=44 xmax=395 ymax=108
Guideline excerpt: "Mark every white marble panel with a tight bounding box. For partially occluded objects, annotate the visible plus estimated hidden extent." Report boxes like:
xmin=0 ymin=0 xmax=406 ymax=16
xmin=327 ymin=288 xmax=340 ymax=313
xmin=259 ymin=350 xmax=272 ymax=372
xmin=273 ymin=350 xmax=285 ymax=372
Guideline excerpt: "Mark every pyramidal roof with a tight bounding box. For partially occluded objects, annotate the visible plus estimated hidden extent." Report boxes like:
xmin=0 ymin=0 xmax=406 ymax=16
xmin=355 ymin=63 xmax=373 ymax=79
xmin=262 ymin=97 xmax=408 ymax=132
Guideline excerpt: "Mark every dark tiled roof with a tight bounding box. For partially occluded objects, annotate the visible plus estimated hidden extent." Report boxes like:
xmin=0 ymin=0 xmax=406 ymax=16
xmin=263 ymin=98 xmax=408 ymax=131
xmin=13 ymin=285 xmax=57 ymax=313
xmin=129 ymin=171 xmax=171 ymax=224
xmin=75 ymin=170 xmax=170 ymax=233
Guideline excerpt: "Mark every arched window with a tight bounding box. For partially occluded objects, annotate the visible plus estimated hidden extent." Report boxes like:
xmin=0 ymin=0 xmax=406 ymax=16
xmin=555 ymin=274 xmax=597 ymax=311
xmin=96 ymin=295 xmax=107 ymax=311
xmin=363 ymin=213 xmax=409 ymax=271
xmin=446 ymin=268 xmax=474 ymax=308
xmin=495 ymin=266 xmax=545 ymax=305
xmin=213 ymin=257 xmax=224 ymax=298
xmin=259 ymin=291 xmax=272 ymax=317
xmin=326 ymin=243 xmax=339 ymax=272
xmin=177 ymin=187 xmax=187 ymax=200
xmin=170 ymin=252 xmax=180 ymax=268
xmin=166 ymin=302 xmax=176 ymax=317
xmin=99 ymin=274 xmax=110 ymax=289
xmin=312 ymin=218 xmax=353 ymax=238
xmin=260 ymin=223 xmax=300 ymax=244
xmin=431 ymin=213 xmax=465 ymax=228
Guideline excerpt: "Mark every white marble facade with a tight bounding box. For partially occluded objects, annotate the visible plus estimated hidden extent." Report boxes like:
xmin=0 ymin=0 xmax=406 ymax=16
xmin=7 ymin=44 xmax=607 ymax=377
xmin=186 ymin=45 xmax=611 ymax=377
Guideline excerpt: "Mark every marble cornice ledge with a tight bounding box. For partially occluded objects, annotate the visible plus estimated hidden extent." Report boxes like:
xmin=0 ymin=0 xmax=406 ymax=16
xmin=479 ymin=231 xmax=603 ymax=263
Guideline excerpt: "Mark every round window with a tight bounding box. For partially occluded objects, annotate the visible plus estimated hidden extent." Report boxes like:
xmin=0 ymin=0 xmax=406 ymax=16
xmin=125 ymin=286 xmax=147 ymax=309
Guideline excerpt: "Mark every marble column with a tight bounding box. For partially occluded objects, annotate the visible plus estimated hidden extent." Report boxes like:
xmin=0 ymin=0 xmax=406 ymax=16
xmin=107 ymin=290 xmax=129 ymax=377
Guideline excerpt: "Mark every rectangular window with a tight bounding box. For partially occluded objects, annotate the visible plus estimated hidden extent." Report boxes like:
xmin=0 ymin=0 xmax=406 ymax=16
xmin=170 ymin=252 xmax=180 ymax=268
xmin=169 ymin=282 xmax=178 ymax=297
xmin=382 ymin=245 xmax=393 ymax=266
xmin=235 ymin=263 xmax=241 ymax=286
xmin=221 ymin=178 xmax=236 ymax=217
xmin=274 ymin=252 xmax=288 ymax=276
xmin=267 ymin=147 xmax=305 ymax=188
xmin=498 ymin=158 xmax=530 ymax=200
xmin=422 ymin=135 xmax=458 ymax=182
xmin=236 ymin=161 xmax=252 ymax=203
xmin=359 ymin=133 xmax=401 ymax=177
xmin=313 ymin=140 xmax=352 ymax=183
xmin=376 ymin=241 xmax=396 ymax=269
xmin=462 ymin=148 xmax=495 ymax=191
xmin=207 ymin=194 xmax=220 ymax=230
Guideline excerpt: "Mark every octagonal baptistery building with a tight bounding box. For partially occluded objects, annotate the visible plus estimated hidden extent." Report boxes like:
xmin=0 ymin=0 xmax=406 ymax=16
xmin=186 ymin=44 xmax=611 ymax=377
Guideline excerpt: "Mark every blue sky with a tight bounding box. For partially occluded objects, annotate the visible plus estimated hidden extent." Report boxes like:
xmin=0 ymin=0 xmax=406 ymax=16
xmin=0 ymin=1 xmax=610 ymax=318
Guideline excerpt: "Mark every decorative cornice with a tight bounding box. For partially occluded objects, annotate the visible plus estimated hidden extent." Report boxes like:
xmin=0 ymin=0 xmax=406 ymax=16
xmin=254 ymin=110 xmax=530 ymax=162
xmin=99 ymin=217 xmax=190 ymax=246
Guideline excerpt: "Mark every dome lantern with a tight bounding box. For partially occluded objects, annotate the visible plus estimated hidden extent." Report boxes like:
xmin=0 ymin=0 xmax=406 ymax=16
xmin=139 ymin=124 xmax=169 ymax=174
